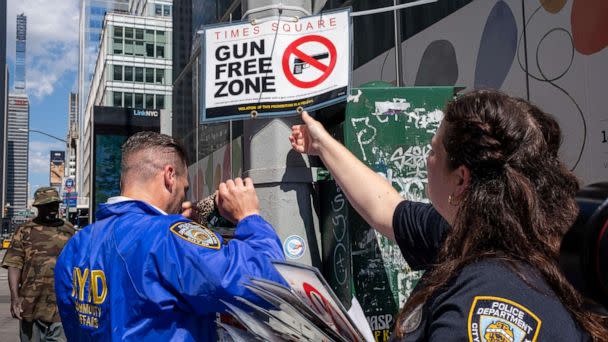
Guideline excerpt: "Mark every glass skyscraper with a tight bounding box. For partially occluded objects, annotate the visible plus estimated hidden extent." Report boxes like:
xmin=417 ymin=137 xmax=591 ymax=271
xmin=14 ymin=13 xmax=26 ymax=92
xmin=77 ymin=0 xmax=128 ymax=196
xmin=6 ymin=14 xmax=29 ymax=230
xmin=0 ymin=1 xmax=7 ymax=232
xmin=78 ymin=0 xmax=129 ymax=126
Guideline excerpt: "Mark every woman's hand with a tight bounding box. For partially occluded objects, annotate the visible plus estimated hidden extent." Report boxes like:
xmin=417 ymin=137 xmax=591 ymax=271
xmin=289 ymin=111 xmax=330 ymax=156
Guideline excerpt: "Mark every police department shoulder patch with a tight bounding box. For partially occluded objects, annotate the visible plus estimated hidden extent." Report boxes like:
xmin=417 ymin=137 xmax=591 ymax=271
xmin=468 ymin=296 xmax=542 ymax=342
xmin=170 ymin=221 xmax=221 ymax=250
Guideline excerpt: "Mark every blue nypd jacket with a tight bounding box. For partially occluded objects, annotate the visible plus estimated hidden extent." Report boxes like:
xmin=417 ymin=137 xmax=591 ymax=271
xmin=54 ymin=199 xmax=287 ymax=341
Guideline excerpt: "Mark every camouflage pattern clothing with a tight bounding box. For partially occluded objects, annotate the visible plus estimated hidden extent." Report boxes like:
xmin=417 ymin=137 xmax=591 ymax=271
xmin=1 ymin=219 xmax=75 ymax=322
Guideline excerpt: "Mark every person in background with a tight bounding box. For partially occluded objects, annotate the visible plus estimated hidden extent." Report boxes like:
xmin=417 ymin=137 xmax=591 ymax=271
xmin=54 ymin=131 xmax=286 ymax=341
xmin=2 ymin=187 xmax=75 ymax=342
xmin=289 ymin=90 xmax=608 ymax=341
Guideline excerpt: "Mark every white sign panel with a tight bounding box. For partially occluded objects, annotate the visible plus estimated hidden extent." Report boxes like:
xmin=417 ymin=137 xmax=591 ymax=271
xmin=201 ymin=8 xmax=351 ymax=123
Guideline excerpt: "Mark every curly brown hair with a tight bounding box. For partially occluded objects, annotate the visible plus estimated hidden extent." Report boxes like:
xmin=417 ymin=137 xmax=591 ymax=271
xmin=395 ymin=90 xmax=608 ymax=340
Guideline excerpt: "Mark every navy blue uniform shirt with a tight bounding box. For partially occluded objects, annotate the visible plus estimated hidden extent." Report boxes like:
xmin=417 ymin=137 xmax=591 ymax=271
xmin=391 ymin=200 xmax=589 ymax=341
xmin=54 ymin=199 xmax=286 ymax=341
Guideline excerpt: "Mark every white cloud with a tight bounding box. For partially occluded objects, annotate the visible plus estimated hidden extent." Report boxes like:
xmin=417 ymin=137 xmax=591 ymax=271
xmin=28 ymin=140 xmax=66 ymax=174
xmin=7 ymin=0 xmax=79 ymax=99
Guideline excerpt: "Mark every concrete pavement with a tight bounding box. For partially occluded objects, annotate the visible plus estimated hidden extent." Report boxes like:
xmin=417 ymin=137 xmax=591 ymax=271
xmin=0 ymin=250 xmax=20 ymax=341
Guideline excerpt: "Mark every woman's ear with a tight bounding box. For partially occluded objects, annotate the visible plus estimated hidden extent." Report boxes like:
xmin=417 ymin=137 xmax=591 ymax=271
xmin=454 ymin=165 xmax=471 ymax=199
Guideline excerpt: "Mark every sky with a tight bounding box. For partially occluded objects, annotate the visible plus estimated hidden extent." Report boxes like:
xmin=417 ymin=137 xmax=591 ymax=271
xmin=6 ymin=0 xmax=80 ymax=200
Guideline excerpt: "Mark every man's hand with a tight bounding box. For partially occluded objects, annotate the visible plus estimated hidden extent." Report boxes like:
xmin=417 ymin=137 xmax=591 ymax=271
xmin=289 ymin=111 xmax=330 ymax=156
xmin=10 ymin=297 xmax=22 ymax=320
xmin=181 ymin=201 xmax=193 ymax=219
xmin=217 ymin=177 xmax=260 ymax=224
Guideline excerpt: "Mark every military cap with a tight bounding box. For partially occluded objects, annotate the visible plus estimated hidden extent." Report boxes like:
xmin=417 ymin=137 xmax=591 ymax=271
xmin=33 ymin=187 xmax=61 ymax=206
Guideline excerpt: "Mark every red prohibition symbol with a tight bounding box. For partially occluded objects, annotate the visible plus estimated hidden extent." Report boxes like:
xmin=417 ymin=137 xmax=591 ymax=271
xmin=282 ymin=35 xmax=337 ymax=88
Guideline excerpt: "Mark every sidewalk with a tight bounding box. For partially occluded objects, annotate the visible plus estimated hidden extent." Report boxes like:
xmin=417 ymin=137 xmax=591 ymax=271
xmin=0 ymin=250 xmax=21 ymax=342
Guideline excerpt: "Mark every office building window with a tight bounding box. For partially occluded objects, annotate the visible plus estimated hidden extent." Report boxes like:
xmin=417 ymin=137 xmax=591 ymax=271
xmin=134 ymin=41 xmax=145 ymax=56
xmin=110 ymin=26 xmax=169 ymax=59
xmin=163 ymin=5 xmax=171 ymax=17
xmin=135 ymin=67 xmax=144 ymax=82
xmin=124 ymin=66 xmax=133 ymax=81
xmin=135 ymin=93 xmax=144 ymax=108
xmin=156 ymin=31 xmax=166 ymax=44
xmin=113 ymin=65 xmax=122 ymax=81
xmin=90 ymin=19 xmax=102 ymax=28
xmin=156 ymin=94 xmax=165 ymax=109
xmin=89 ymin=32 xmax=100 ymax=42
xmin=155 ymin=4 xmax=162 ymax=16
xmin=155 ymin=69 xmax=164 ymax=84
xmin=145 ymin=94 xmax=154 ymax=109
xmin=145 ymin=29 xmax=154 ymax=41
xmin=124 ymin=40 xmax=134 ymax=55
xmin=146 ymin=43 xmax=154 ymax=57
xmin=113 ymin=38 xmax=123 ymax=54
xmin=113 ymin=92 xmax=122 ymax=107
xmin=135 ymin=28 xmax=144 ymax=40
xmin=146 ymin=68 xmax=154 ymax=83
xmin=124 ymin=92 xmax=133 ymax=107
xmin=91 ymin=7 xmax=105 ymax=16
xmin=156 ymin=46 xmax=164 ymax=59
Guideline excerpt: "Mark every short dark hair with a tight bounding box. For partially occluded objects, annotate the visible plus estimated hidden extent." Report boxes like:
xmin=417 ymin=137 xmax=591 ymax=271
xmin=120 ymin=131 xmax=188 ymax=187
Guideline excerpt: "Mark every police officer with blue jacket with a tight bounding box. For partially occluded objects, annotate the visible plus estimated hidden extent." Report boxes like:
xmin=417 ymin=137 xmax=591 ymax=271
xmin=54 ymin=131 xmax=287 ymax=341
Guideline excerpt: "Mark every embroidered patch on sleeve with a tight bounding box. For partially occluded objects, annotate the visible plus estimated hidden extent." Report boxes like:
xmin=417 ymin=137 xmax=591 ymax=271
xmin=468 ymin=296 xmax=542 ymax=342
xmin=170 ymin=222 xmax=221 ymax=250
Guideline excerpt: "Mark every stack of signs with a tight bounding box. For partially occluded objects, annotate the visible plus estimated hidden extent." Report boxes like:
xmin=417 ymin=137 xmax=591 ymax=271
xmin=200 ymin=8 xmax=351 ymax=123
xmin=220 ymin=261 xmax=374 ymax=342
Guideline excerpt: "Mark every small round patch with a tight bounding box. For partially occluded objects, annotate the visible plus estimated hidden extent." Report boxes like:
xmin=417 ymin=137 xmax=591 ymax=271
xmin=170 ymin=221 xmax=221 ymax=250
xmin=283 ymin=235 xmax=306 ymax=259
xmin=400 ymin=304 xmax=423 ymax=334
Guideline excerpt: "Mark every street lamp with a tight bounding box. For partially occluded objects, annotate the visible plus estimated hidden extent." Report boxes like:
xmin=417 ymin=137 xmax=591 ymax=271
xmin=18 ymin=129 xmax=72 ymax=220
xmin=18 ymin=128 xmax=67 ymax=144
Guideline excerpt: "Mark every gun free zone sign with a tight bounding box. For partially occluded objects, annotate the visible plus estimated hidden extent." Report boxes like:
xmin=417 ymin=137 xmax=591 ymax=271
xmin=201 ymin=8 xmax=351 ymax=122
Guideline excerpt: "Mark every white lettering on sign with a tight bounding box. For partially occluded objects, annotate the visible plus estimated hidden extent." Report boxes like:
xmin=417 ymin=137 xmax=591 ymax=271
xmin=133 ymin=109 xmax=159 ymax=117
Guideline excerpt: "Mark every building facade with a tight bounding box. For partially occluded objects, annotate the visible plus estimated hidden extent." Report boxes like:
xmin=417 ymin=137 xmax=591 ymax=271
xmin=6 ymin=94 xmax=29 ymax=221
xmin=0 ymin=1 xmax=8 ymax=229
xmin=6 ymin=13 xmax=30 ymax=232
xmin=66 ymin=92 xmax=78 ymax=180
xmin=130 ymin=0 xmax=173 ymax=17
xmin=14 ymin=14 xmax=26 ymax=92
xmin=78 ymin=0 xmax=129 ymax=120
xmin=77 ymin=0 xmax=129 ymax=200
xmin=80 ymin=6 xmax=172 ymax=203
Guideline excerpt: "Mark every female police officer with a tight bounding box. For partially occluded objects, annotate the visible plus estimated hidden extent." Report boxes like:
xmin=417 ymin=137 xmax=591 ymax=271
xmin=289 ymin=90 xmax=608 ymax=341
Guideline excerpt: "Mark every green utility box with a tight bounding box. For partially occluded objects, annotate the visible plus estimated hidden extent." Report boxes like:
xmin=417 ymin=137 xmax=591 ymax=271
xmin=320 ymin=86 xmax=458 ymax=341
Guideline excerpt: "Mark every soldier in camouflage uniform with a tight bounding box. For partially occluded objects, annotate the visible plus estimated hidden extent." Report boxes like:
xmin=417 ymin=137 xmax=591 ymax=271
xmin=2 ymin=187 xmax=75 ymax=342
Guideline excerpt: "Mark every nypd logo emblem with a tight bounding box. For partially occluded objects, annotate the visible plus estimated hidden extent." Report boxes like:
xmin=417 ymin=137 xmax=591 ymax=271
xmin=283 ymin=235 xmax=305 ymax=259
xmin=170 ymin=222 xmax=221 ymax=249
xmin=468 ymin=296 xmax=541 ymax=342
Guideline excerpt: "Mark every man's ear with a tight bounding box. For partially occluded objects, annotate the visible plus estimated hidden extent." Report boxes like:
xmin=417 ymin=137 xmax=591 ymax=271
xmin=163 ymin=164 xmax=176 ymax=191
xmin=454 ymin=164 xmax=471 ymax=199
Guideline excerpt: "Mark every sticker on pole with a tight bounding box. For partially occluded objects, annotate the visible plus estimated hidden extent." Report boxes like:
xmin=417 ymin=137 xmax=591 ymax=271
xmin=200 ymin=8 xmax=351 ymax=123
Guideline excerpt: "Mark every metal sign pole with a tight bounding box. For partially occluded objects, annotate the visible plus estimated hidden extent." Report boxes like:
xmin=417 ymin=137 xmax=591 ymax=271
xmin=393 ymin=0 xmax=403 ymax=86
